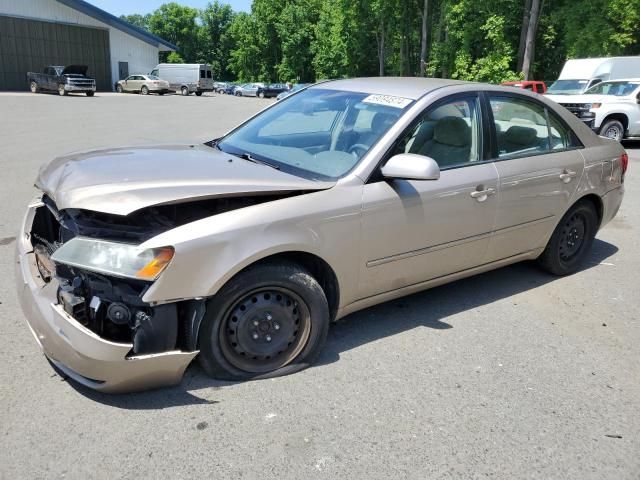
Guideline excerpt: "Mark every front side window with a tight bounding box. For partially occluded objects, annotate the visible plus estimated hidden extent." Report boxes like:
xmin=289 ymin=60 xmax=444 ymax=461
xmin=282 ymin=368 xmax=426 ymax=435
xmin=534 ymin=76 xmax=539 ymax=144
xmin=200 ymin=70 xmax=205 ymax=79
xmin=218 ymin=88 xmax=412 ymax=180
xmin=393 ymin=96 xmax=481 ymax=169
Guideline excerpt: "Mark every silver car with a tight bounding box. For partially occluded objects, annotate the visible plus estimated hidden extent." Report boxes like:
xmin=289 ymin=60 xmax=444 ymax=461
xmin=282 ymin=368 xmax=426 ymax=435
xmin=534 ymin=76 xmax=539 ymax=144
xmin=234 ymin=82 xmax=265 ymax=97
xmin=116 ymin=74 xmax=170 ymax=95
xmin=16 ymin=78 xmax=626 ymax=392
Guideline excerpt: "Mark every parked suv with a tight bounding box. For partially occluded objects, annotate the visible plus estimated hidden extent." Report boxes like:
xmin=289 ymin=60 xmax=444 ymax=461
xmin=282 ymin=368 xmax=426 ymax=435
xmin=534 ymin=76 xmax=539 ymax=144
xmin=549 ymin=78 xmax=640 ymax=141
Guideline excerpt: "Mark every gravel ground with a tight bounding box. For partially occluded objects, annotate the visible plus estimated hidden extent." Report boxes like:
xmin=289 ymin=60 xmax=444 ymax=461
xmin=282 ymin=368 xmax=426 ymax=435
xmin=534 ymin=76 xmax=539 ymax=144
xmin=0 ymin=91 xmax=638 ymax=480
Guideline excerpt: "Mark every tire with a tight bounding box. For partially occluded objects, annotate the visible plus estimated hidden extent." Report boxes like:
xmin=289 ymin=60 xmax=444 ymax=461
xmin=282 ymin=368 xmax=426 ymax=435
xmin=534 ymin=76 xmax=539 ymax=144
xmin=158 ymin=92 xmax=165 ymax=96
xmin=141 ymin=86 xmax=149 ymax=95
xmin=181 ymin=86 xmax=189 ymax=96
xmin=195 ymin=91 xmax=203 ymax=96
xmin=536 ymin=200 xmax=598 ymax=276
xmin=86 ymin=91 xmax=94 ymax=97
xmin=58 ymin=84 xmax=66 ymax=96
xmin=116 ymin=84 xmax=123 ymax=93
xmin=258 ymin=91 xmax=265 ymax=99
xmin=30 ymin=81 xmax=39 ymax=93
xmin=198 ymin=262 xmax=330 ymax=380
xmin=235 ymin=91 xmax=242 ymax=97
xmin=599 ymin=119 xmax=625 ymax=142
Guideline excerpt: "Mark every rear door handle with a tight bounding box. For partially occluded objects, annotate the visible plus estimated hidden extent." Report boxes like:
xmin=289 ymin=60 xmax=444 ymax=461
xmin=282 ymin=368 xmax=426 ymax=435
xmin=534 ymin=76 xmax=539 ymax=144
xmin=559 ymin=169 xmax=577 ymax=183
xmin=470 ymin=187 xmax=496 ymax=202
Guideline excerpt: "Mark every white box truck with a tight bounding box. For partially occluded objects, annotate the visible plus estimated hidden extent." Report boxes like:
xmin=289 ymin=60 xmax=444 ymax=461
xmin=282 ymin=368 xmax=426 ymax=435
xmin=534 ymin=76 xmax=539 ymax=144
xmin=545 ymin=57 xmax=640 ymax=99
xmin=150 ymin=63 xmax=214 ymax=96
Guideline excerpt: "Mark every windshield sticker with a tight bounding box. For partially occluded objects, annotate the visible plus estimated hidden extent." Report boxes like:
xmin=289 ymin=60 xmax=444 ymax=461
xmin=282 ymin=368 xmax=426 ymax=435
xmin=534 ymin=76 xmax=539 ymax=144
xmin=362 ymin=94 xmax=412 ymax=109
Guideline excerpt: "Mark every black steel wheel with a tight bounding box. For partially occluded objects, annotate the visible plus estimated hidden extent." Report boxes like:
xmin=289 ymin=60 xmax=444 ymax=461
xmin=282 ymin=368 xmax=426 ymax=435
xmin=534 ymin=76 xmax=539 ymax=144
xmin=537 ymin=200 xmax=598 ymax=276
xmin=198 ymin=262 xmax=330 ymax=380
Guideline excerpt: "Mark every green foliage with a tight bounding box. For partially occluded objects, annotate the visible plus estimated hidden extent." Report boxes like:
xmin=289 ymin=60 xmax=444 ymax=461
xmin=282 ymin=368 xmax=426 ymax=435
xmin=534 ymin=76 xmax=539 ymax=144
xmin=128 ymin=0 xmax=640 ymax=83
xmin=166 ymin=51 xmax=185 ymax=63
xmin=119 ymin=14 xmax=151 ymax=31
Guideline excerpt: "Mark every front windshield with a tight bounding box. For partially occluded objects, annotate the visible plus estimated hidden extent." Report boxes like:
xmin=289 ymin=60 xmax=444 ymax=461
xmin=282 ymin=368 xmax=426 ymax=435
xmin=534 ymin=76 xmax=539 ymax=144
xmin=585 ymin=80 xmax=640 ymax=96
xmin=547 ymin=79 xmax=589 ymax=95
xmin=217 ymin=88 xmax=412 ymax=180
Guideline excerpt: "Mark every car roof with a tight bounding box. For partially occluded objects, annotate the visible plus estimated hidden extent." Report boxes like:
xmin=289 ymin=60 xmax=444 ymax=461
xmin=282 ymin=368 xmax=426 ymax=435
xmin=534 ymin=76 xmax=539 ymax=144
xmin=313 ymin=77 xmax=474 ymax=100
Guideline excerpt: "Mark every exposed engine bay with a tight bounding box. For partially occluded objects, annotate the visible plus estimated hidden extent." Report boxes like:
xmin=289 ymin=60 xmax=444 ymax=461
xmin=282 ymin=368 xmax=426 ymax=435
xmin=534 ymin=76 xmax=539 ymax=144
xmin=29 ymin=193 xmax=292 ymax=354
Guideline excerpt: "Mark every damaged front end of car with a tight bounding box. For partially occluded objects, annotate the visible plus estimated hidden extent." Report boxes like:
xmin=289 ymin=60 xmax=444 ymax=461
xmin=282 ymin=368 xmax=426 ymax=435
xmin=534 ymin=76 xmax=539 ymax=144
xmin=17 ymin=192 xmax=298 ymax=392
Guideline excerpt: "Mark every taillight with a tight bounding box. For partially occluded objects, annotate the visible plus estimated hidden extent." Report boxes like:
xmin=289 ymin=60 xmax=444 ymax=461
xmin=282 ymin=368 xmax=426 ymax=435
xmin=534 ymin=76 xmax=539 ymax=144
xmin=621 ymin=152 xmax=629 ymax=179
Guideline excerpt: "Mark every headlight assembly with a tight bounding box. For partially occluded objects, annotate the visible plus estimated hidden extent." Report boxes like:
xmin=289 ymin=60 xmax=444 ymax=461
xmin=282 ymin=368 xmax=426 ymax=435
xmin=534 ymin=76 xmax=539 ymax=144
xmin=51 ymin=237 xmax=174 ymax=281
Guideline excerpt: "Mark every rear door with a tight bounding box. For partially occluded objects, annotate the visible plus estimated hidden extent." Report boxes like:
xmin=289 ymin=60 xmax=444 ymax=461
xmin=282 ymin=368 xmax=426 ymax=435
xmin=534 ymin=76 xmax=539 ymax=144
xmin=483 ymin=92 xmax=585 ymax=262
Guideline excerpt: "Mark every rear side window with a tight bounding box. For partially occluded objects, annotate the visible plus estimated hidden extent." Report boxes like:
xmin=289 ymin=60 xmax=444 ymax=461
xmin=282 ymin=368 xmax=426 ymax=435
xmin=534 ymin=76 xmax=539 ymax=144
xmin=206 ymin=70 xmax=212 ymax=78
xmin=489 ymin=96 xmax=579 ymax=158
xmin=490 ymin=96 xmax=550 ymax=158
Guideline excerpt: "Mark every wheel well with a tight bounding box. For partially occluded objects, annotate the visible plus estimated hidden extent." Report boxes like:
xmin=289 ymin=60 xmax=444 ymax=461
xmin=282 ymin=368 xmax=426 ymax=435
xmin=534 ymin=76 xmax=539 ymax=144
xmin=251 ymin=252 xmax=340 ymax=321
xmin=602 ymin=113 xmax=628 ymax=132
xmin=576 ymin=194 xmax=603 ymax=228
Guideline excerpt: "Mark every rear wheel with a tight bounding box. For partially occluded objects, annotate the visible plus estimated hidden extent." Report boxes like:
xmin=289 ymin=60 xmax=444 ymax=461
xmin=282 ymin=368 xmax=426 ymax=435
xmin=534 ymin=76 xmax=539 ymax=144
xmin=258 ymin=91 xmax=265 ymax=98
xmin=599 ymin=119 xmax=624 ymax=142
xmin=537 ymin=200 xmax=598 ymax=276
xmin=30 ymin=81 xmax=39 ymax=93
xmin=195 ymin=91 xmax=203 ymax=96
xmin=181 ymin=86 xmax=189 ymax=96
xmin=141 ymin=86 xmax=149 ymax=95
xmin=86 ymin=91 xmax=94 ymax=97
xmin=235 ymin=91 xmax=242 ymax=97
xmin=198 ymin=262 xmax=330 ymax=380
xmin=57 ymin=84 xmax=66 ymax=96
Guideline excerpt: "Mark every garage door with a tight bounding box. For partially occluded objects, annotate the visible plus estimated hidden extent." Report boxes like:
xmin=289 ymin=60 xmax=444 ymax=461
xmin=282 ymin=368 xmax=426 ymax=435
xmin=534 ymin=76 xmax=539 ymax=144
xmin=0 ymin=15 xmax=111 ymax=91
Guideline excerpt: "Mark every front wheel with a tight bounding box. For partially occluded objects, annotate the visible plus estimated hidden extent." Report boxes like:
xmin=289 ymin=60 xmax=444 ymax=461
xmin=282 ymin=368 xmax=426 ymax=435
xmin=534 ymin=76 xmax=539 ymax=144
xmin=57 ymin=84 xmax=66 ymax=96
xmin=30 ymin=81 xmax=39 ymax=93
xmin=599 ymin=119 xmax=624 ymax=142
xmin=198 ymin=262 xmax=330 ymax=380
xmin=181 ymin=86 xmax=189 ymax=96
xmin=86 ymin=91 xmax=94 ymax=97
xmin=537 ymin=200 xmax=598 ymax=276
xmin=116 ymin=84 xmax=123 ymax=93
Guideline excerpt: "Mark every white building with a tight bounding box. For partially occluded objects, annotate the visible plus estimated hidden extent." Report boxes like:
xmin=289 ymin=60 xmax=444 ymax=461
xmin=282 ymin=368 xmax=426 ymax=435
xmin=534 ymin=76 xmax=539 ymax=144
xmin=0 ymin=0 xmax=176 ymax=90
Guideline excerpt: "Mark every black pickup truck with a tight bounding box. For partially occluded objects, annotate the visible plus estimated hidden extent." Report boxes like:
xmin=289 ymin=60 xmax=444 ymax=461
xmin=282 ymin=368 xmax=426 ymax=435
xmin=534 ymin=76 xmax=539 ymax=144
xmin=27 ymin=65 xmax=96 ymax=96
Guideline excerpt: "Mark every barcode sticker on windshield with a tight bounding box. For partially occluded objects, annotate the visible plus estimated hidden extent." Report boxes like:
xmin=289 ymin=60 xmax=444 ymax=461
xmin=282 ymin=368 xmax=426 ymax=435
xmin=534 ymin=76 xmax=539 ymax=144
xmin=362 ymin=94 xmax=412 ymax=109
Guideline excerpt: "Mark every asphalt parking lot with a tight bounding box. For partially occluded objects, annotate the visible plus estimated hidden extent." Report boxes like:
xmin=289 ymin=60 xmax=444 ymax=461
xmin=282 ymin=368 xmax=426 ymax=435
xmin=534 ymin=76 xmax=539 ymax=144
xmin=0 ymin=91 xmax=638 ymax=480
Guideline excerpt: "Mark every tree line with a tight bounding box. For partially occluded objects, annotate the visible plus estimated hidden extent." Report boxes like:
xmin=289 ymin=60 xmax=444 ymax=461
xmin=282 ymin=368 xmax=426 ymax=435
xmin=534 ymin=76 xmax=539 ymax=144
xmin=121 ymin=0 xmax=640 ymax=84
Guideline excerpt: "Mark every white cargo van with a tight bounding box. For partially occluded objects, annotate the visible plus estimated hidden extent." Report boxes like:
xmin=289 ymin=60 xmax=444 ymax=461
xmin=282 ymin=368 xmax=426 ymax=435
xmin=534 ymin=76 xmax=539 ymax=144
xmin=150 ymin=63 xmax=214 ymax=96
xmin=546 ymin=57 xmax=640 ymax=99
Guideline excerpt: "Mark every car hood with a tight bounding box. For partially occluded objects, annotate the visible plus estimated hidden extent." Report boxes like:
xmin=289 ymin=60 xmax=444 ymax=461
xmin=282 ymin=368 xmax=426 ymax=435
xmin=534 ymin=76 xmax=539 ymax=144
xmin=36 ymin=144 xmax=335 ymax=215
xmin=62 ymin=65 xmax=89 ymax=76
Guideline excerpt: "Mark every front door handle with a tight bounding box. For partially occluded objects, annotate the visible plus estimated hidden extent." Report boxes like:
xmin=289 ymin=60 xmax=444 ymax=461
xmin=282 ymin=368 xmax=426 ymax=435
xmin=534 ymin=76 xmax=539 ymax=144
xmin=559 ymin=169 xmax=577 ymax=183
xmin=470 ymin=186 xmax=496 ymax=202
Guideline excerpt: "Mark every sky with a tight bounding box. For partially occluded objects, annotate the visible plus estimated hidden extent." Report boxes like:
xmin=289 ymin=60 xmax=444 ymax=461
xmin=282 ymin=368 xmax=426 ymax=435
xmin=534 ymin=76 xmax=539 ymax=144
xmin=87 ymin=0 xmax=252 ymax=16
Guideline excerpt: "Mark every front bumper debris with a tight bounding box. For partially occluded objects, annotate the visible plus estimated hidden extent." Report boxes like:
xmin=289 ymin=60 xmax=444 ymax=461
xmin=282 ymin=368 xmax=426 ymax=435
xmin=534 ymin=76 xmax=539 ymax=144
xmin=15 ymin=198 xmax=197 ymax=393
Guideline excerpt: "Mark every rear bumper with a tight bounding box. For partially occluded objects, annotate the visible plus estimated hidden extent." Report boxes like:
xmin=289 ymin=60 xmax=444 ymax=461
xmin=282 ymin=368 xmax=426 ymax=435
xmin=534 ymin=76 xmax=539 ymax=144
xmin=15 ymin=198 xmax=197 ymax=393
xmin=600 ymin=185 xmax=624 ymax=228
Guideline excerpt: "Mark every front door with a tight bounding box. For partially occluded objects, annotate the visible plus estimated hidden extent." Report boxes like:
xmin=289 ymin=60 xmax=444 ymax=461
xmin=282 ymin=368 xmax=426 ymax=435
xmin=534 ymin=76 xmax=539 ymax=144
xmin=483 ymin=93 xmax=585 ymax=262
xmin=359 ymin=94 xmax=499 ymax=299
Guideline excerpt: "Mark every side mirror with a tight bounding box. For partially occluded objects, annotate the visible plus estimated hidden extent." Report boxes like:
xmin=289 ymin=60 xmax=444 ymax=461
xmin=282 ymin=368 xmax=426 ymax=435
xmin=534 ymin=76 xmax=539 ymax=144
xmin=381 ymin=154 xmax=440 ymax=181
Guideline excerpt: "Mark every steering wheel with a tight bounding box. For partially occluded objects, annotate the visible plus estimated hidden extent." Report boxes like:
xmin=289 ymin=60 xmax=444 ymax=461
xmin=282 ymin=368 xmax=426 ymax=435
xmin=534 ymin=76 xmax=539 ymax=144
xmin=348 ymin=143 xmax=369 ymax=158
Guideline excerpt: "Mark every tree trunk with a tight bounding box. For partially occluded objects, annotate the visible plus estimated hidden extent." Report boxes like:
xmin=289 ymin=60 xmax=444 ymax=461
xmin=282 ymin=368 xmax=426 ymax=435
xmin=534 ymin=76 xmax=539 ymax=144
xmin=521 ymin=0 xmax=540 ymax=80
xmin=420 ymin=0 xmax=429 ymax=76
xmin=378 ymin=18 xmax=385 ymax=76
xmin=517 ymin=0 xmax=532 ymax=72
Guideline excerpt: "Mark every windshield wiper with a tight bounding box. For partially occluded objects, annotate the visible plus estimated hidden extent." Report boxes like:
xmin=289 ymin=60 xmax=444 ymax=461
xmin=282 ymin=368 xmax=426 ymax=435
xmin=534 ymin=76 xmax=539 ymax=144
xmin=239 ymin=152 xmax=280 ymax=170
